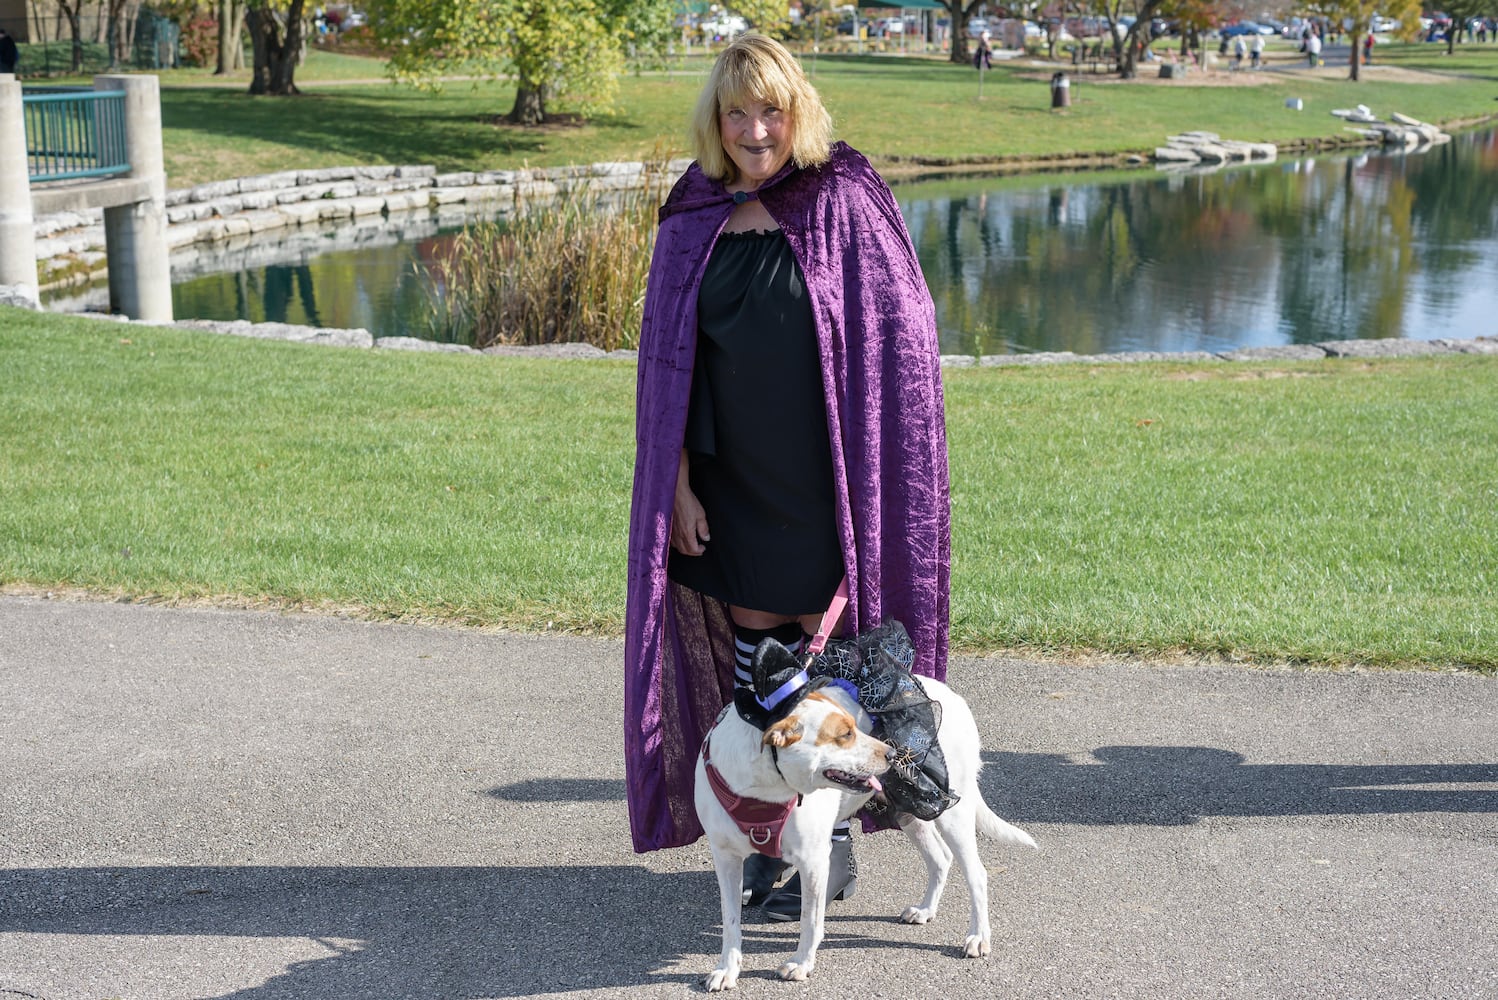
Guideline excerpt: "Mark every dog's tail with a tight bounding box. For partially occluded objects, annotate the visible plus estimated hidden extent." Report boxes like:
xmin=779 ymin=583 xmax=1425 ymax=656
xmin=976 ymin=802 xmax=1038 ymax=850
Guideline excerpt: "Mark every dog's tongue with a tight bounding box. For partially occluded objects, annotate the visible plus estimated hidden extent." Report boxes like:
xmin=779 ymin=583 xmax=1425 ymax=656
xmin=868 ymin=776 xmax=883 ymax=794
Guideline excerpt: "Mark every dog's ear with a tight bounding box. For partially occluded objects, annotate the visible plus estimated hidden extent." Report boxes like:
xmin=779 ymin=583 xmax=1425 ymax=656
xmin=752 ymin=638 xmax=804 ymax=702
xmin=763 ymin=718 xmax=803 ymax=749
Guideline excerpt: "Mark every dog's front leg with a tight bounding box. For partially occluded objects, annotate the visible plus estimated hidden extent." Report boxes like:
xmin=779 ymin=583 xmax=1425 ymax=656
xmin=705 ymin=845 xmax=745 ymax=992
xmin=778 ymin=854 xmax=829 ymax=981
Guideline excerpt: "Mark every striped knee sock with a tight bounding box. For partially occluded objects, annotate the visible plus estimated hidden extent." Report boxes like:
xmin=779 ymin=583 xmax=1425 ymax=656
xmin=733 ymin=622 xmax=804 ymax=693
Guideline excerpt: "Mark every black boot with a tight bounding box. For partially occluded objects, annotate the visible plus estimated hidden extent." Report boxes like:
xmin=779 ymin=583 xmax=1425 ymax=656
xmin=742 ymin=853 xmax=789 ymax=906
xmin=762 ymin=838 xmax=857 ymax=922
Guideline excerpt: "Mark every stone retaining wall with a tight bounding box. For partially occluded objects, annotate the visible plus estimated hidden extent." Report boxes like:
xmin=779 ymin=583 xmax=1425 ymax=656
xmin=31 ymin=159 xmax=691 ymax=287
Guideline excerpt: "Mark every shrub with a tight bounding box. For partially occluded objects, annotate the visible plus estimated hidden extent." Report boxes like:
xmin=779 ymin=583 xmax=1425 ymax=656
xmin=179 ymin=16 xmax=220 ymax=68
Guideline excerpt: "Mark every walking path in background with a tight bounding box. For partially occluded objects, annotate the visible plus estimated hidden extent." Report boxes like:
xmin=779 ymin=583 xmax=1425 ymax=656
xmin=1 ymin=595 xmax=1494 ymax=999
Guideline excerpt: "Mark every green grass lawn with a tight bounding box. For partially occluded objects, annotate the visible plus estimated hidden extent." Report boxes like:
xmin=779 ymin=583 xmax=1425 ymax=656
xmin=4 ymin=309 xmax=1494 ymax=671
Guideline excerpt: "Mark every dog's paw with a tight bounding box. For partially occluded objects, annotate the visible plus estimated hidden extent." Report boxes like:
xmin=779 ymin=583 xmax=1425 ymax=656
xmin=777 ymin=960 xmax=814 ymax=982
xmin=900 ymin=905 xmax=935 ymax=925
xmin=962 ymin=933 xmax=992 ymax=959
xmin=704 ymin=968 xmax=738 ymax=992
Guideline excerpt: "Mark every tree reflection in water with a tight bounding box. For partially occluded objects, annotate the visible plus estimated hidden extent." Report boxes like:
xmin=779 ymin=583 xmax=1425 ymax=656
xmin=901 ymin=130 xmax=1498 ymax=357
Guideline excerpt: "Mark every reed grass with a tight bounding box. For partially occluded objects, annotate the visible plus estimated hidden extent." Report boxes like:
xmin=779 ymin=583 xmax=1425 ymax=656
xmin=417 ymin=184 xmax=661 ymax=350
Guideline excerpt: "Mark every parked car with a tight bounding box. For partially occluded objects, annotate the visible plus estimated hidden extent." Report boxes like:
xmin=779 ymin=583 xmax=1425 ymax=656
xmin=699 ymin=15 xmax=748 ymax=38
xmin=1220 ymin=21 xmax=1275 ymax=38
xmin=966 ymin=18 xmax=990 ymax=38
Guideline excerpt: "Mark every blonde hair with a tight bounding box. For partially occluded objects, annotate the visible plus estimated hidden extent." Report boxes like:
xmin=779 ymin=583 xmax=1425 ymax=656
xmin=689 ymin=33 xmax=835 ymax=184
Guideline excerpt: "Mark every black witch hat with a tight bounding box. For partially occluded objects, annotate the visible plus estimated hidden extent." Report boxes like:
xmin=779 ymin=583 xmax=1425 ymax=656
xmin=733 ymin=638 xmax=830 ymax=731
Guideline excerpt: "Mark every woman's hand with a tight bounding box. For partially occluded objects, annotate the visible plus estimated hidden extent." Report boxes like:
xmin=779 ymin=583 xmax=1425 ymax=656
xmin=671 ymin=450 xmax=710 ymax=556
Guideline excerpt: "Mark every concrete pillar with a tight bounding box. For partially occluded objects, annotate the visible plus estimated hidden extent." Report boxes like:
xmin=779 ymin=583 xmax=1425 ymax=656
xmin=95 ymin=74 xmax=173 ymax=323
xmin=0 ymin=74 xmax=40 ymax=305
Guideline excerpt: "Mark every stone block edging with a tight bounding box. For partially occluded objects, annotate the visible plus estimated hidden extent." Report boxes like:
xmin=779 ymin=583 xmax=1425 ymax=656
xmin=15 ymin=302 xmax=1492 ymax=365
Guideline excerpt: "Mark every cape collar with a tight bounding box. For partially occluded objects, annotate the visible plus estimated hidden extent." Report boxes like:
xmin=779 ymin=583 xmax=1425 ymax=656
xmin=657 ymin=145 xmax=844 ymax=222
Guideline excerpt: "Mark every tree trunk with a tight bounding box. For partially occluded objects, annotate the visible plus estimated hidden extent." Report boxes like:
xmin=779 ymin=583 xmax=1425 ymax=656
xmin=232 ymin=3 xmax=246 ymax=70
xmin=948 ymin=1 xmax=969 ymax=65
xmin=213 ymin=1 xmax=248 ymax=71
xmin=1349 ymin=32 xmax=1361 ymax=81
xmin=106 ymin=0 xmax=134 ymax=70
xmin=246 ymin=1 xmax=304 ymax=96
xmin=509 ymin=84 xmax=546 ymax=125
xmin=58 ymin=2 xmax=83 ymax=73
xmin=1117 ymin=27 xmax=1136 ymax=78
xmin=217 ymin=0 xmax=233 ymax=74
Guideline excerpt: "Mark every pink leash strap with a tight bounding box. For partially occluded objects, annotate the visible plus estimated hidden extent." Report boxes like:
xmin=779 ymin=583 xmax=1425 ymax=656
xmin=806 ymin=575 xmax=850 ymax=655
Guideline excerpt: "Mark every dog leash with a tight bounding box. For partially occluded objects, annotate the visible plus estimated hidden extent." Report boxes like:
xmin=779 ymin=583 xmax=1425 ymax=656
xmin=804 ymin=575 xmax=850 ymax=657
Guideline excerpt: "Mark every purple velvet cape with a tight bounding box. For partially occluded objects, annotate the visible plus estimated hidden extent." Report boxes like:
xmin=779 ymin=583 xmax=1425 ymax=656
xmin=624 ymin=142 xmax=951 ymax=853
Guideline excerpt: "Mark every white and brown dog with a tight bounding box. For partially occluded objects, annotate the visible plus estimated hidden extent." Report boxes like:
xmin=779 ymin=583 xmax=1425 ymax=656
xmin=694 ymin=641 xmax=1036 ymax=990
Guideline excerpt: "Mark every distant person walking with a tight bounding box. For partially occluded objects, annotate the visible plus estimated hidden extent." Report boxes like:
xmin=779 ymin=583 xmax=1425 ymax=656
xmin=0 ymin=28 xmax=19 ymax=76
xmin=1306 ymin=30 xmax=1322 ymax=68
xmin=1232 ymin=34 xmax=1246 ymax=70
xmin=1250 ymin=32 xmax=1264 ymax=69
xmin=973 ymin=29 xmax=993 ymax=71
xmin=1363 ymin=32 xmax=1375 ymax=64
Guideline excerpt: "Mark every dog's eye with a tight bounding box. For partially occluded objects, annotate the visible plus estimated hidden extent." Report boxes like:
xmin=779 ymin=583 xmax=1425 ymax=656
xmin=835 ymin=727 xmax=855 ymax=746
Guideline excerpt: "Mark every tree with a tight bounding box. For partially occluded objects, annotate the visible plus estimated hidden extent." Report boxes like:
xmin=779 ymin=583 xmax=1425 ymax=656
xmin=370 ymin=0 xmax=636 ymax=125
xmin=218 ymin=0 xmax=247 ymax=74
xmin=1091 ymin=0 xmax=1170 ymax=78
xmin=1159 ymin=0 xmax=1218 ymax=60
xmin=603 ymin=0 xmax=677 ymax=65
xmin=105 ymin=0 xmax=143 ymax=69
xmin=1433 ymin=0 xmax=1489 ymax=55
xmin=723 ymin=0 xmax=792 ymax=36
xmin=245 ymin=0 xmax=306 ymax=95
xmin=942 ymin=0 xmax=987 ymax=64
xmin=1305 ymin=0 xmax=1419 ymax=80
xmin=53 ymin=0 xmax=85 ymax=73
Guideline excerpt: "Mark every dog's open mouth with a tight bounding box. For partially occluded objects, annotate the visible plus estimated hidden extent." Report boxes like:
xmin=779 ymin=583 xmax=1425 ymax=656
xmin=824 ymin=770 xmax=883 ymax=793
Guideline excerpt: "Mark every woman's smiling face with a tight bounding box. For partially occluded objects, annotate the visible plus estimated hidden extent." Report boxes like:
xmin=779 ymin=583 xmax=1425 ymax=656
xmin=719 ymin=98 xmax=792 ymax=190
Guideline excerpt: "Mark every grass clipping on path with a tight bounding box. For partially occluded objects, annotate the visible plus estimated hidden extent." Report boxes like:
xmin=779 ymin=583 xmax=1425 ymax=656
xmin=2 ymin=311 xmax=1494 ymax=671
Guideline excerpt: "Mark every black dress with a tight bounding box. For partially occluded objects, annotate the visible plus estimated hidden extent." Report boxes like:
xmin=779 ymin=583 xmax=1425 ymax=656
xmin=666 ymin=229 xmax=844 ymax=616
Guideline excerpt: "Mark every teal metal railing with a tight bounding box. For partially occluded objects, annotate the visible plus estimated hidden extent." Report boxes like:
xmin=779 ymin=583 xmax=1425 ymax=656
xmin=22 ymin=89 xmax=131 ymax=183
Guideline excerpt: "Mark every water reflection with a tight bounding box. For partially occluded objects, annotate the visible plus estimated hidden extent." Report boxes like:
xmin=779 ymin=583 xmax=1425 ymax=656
xmin=903 ymin=129 xmax=1498 ymax=355
xmin=46 ymin=131 xmax=1498 ymax=355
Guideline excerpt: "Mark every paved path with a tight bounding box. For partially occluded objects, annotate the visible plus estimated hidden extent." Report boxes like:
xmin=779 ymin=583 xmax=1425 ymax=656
xmin=1 ymin=596 xmax=1494 ymax=999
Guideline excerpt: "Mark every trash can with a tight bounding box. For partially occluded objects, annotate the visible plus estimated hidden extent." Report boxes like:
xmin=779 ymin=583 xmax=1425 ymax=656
xmin=1050 ymin=72 xmax=1070 ymax=109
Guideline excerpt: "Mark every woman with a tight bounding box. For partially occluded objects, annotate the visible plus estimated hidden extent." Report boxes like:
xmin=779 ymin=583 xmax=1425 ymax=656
xmin=623 ymin=33 xmax=950 ymax=916
xmin=974 ymin=30 xmax=994 ymax=71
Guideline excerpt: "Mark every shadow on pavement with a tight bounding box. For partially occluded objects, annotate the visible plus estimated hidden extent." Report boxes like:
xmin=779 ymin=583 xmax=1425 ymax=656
xmin=982 ymin=746 xmax=1498 ymax=826
xmin=2 ymin=863 xmax=955 ymax=998
xmin=2 ymin=865 xmax=712 ymax=997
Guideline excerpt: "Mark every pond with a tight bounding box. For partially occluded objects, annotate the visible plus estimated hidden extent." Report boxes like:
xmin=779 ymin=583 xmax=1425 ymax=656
xmin=47 ymin=129 xmax=1498 ymax=355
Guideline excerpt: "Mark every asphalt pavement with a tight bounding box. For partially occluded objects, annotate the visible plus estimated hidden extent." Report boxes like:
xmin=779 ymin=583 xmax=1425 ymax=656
xmin=1 ymin=595 xmax=1494 ymax=1000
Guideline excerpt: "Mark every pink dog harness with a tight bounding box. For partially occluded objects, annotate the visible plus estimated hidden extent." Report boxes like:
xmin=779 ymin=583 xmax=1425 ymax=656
xmin=702 ymin=737 xmax=797 ymax=858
